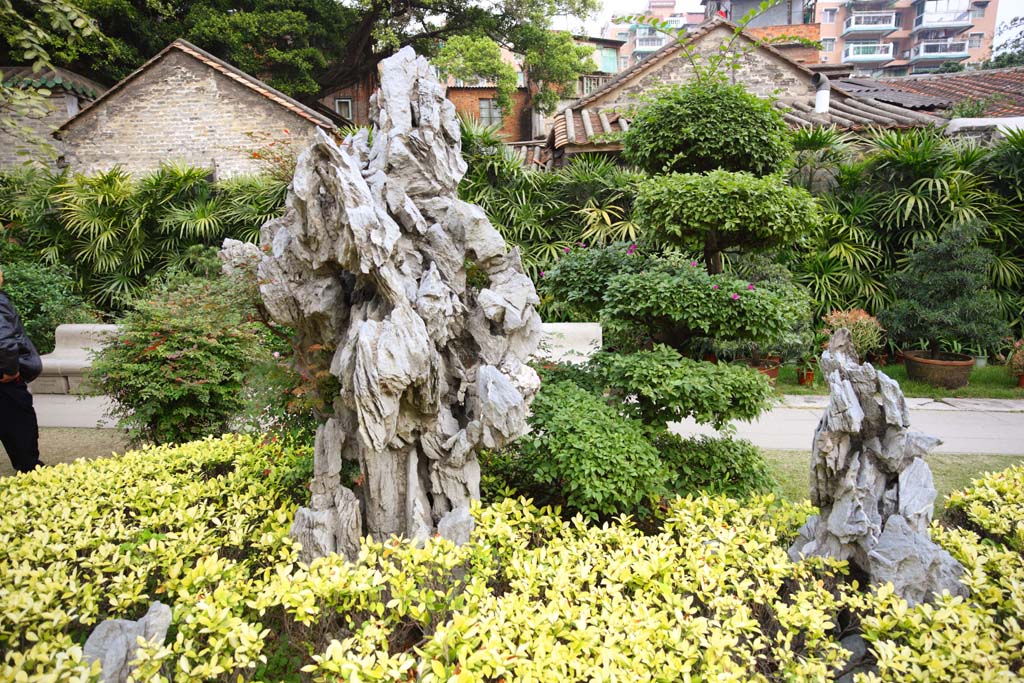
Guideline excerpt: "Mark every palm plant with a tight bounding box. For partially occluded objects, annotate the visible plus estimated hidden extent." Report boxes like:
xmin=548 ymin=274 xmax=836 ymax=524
xmin=789 ymin=125 xmax=858 ymax=192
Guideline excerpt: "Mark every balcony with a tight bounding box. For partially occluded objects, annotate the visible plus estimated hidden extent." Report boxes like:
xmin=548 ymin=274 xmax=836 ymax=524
xmin=842 ymin=11 xmax=900 ymax=36
xmin=633 ymin=36 xmax=667 ymax=53
xmin=912 ymin=10 xmax=973 ymax=34
xmin=909 ymin=39 xmax=970 ymax=62
xmin=842 ymin=42 xmax=895 ymax=64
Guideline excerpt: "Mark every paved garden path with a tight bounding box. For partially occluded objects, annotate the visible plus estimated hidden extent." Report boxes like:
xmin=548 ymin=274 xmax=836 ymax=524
xmin=672 ymin=396 xmax=1024 ymax=455
xmin=32 ymin=393 xmax=1024 ymax=455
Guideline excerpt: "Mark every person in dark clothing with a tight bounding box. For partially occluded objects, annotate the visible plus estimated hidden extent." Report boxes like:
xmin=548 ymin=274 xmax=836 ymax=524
xmin=0 ymin=267 xmax=43 ymax=473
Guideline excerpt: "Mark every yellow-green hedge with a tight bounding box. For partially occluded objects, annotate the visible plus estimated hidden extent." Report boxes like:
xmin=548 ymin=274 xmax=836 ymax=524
xmin=2 ymin=436 xmax=1023 ymax=682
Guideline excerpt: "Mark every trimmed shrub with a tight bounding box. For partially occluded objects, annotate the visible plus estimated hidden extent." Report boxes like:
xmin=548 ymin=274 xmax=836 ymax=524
xmin=518 ymin=379 xmax=665 ymax=518
xmin=657 ymin=433 xmax=778 ymax=499
xmin=89 ymin=272 xmax=265 ymax=445
xmin=635 ymin=170 xmax=820 ymax=273
xmin=621 ymin=80 xmax=791 ymax=176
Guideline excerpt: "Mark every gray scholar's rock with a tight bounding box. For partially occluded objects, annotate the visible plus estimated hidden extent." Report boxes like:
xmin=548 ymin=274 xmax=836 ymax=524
xmin=82 ymin=602 xmax=172 ymax=683
xmin=789 ymin=329 xmax=967 ymax=606
xmin=254 ymin=47 xmax=541 ymax=562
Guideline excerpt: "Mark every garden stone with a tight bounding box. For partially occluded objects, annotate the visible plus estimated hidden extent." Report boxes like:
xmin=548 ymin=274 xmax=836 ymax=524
xmin=790 ymin=329 xmax=967 ymax=605
xmin=247 ymin=47 xmax=540 ymax=561
xmin=82 ymin=601 xmax=171 ymax=683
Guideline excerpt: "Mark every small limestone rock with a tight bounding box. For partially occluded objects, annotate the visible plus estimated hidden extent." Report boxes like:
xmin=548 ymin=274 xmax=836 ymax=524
xmin=83 ymin=602 xmax=171 ymax=683
xmin=790 ymin=329 xmax=966 ymax=605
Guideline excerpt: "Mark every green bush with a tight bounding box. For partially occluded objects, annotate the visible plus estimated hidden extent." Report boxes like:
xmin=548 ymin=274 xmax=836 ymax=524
xmin=518 ymin=380 xmax=665 ymax=518
xmin=595 ymin=346 xmax=776 ymax=429
xmin=0 ymin=246 xmax=96 ymax=353
xmin=821 ymin=308 xmax=884 ymax=361
xmin=601 ymin=262 xmax=814 ymax=353
xmin=5 ymin=441 xmax=1024 ymax=682
xmin=635 ymin=170 xmax=820 ymax=273
xmin=880 ymin=227 xmax=1008 ymax=358
xmin=89 ymin=272 xmax=266 ymax=445
xmin=539 ymin=241 xmax=645 ymax=321
xmin=657 ymin=433 xmax=777 ymax=499
xmin=621 ymin=80 xmax=791 ymax=176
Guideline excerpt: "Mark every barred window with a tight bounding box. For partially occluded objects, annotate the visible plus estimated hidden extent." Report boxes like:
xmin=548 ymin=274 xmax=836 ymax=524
xmin=479 ymin=98 xmax=503 ymax=127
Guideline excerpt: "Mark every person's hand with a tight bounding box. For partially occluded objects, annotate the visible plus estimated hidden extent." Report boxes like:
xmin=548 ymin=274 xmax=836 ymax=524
xmin=0 ymin=372 xmax=19 ymax=383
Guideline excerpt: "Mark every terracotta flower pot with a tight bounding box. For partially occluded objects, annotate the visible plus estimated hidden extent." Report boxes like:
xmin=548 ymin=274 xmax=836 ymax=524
xmin=703 ymin=353 xmax=718 ymax=364
xmin=739 ymin=358 xmax=780 ymax=382
xmin=796 ymin=368 xmax=815 ymax=385
xmin=903 ymin=350 xmax=974 ymax=389
xmin=1017 ymin=374 xmax=1024 ymax=388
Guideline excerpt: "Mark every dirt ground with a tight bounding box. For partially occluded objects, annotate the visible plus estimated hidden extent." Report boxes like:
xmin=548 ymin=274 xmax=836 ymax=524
xmin=0 ymin=427 xmax=129 ymax=477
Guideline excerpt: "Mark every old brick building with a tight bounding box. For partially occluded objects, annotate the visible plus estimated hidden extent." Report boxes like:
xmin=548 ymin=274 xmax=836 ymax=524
xmin=531 ymin=19 xmax=940 ymax=168
xmin=57 ymin=40 xmax=343 ymax=178
xmin=0 ymin=67 xmax=105 ymax=169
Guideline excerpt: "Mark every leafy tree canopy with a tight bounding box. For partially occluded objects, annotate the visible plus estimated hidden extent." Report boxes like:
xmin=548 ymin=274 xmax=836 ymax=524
xmin=433 ymin=35 xmax=517 ymax=114
xmin=621 ymin=80 xmax=791 ymax=176
xmin=6 ymin=0 xmax=600 ymax=103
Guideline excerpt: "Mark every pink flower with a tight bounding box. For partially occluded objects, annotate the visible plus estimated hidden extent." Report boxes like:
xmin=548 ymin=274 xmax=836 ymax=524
xmin=747 ymin=283 xmax=755 ymax=290
xmin=273 ymin=351 xmax=281 ymax=359
xmin=626 ymin=243 xmax=637 ymax=255
xmin=731 ymin=293 xmax=740 ymax=300
xmin=539 ymin=271 xmax=546 ymax=277
xmin=564 ymin=247 xmax=571 ymax=254
xmin=690 ymin=261 xmax=697 ymax=267
xmin=712 ymin=285 xmax=720 ymax=290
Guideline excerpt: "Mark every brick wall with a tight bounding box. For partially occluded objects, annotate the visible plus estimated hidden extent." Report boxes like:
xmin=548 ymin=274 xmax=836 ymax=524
xmin=0 ymin=92 xmax=82 ymax=170
xmin=588 ymin=24 xmax=815 ymax=110
xmin=320 ymin=72 xmax=379 ymax=127
xmin=60 ymin=51 xmax=322 ymax=178
xmin=446 ymin=87 xmax=531 ymax=140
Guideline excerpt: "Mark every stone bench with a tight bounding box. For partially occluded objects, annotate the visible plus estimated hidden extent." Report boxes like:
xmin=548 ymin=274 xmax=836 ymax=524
xmin=536 ymin=323 xmax=602 ymax=364
xmin=30 ymin=324 xmax=120 ymax=394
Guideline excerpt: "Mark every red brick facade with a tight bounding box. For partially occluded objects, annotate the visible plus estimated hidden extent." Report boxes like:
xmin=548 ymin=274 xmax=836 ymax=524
xmin=444 ymin=86 xmax=532 ymax=140
xmin=319 ymin=72 xmax=380 ymax=127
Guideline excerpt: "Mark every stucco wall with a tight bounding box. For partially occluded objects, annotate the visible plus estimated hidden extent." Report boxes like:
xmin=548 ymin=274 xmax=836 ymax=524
xmin=60 ymin=51 xmax=322 ymax=178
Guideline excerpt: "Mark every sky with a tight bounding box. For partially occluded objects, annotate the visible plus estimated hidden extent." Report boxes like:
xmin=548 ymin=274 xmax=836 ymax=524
xmin=552 ymin=0 xmax=1024 ymax=49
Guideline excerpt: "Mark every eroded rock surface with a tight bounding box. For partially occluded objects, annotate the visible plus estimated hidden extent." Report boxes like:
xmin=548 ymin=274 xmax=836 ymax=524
xmin=253 ymin=47 xmax=540 ymax=561
xmin=82 ymin=602 xmax=171 ymax=683
xmin=789 ymin=329 xmax=967 ymax=605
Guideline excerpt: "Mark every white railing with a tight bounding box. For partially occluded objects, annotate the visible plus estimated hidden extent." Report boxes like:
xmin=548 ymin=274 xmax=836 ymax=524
xmin=844 ymin=12 xmax=898 ymax=31
xmin=913 ymin=11 xmax=972 ymax=28
xmin=911 ymin=39 xmax=969 ymax=58
xmin=843 ymin=43 xmax=894 ymax=60
xmin=635 ymin=37 xmax=665 ymax=49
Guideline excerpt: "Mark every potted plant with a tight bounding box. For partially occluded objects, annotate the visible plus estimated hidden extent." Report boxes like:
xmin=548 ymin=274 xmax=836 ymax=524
xmin=796 ymin=356 xmax=816 ymax=386
xmin=879 ymin=227 xmax=1009 ymax=389
xmin=1006 ymin=339 xmax=1024 ymax=388
xmin=821 ymin=308 xmax=884 ymax=364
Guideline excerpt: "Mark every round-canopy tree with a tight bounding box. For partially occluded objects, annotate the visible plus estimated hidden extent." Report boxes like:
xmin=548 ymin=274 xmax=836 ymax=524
xmin=635 ymin=170 xmax=820 ymax=274
xmin=620 ymin=80 xmax=791 ymax=176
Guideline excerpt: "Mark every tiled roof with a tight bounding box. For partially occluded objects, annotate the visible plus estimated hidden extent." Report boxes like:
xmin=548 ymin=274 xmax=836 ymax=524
xmin=1 ymin=66 xmax=106 ymax=99
xmin=58 ymin=39 xmax=341 ymax=133
xmin=881 ymin=67 xmax=1024 ymax=117
xmin=507 ymin=141 xmax=552 ymax=169
xmin=835 ymin=78 xmax=951 ymax=110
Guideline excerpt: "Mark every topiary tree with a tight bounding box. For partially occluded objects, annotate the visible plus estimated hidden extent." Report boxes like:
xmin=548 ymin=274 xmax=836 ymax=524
xmin=880 ymin=226 xmax=1008 ymax=359
xmin=620 ymin=80 xmax=791 ymax=177
xmin=635 ymin=170 xmax=820 ymax=273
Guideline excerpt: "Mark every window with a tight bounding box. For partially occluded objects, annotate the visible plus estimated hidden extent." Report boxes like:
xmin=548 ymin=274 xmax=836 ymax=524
xmin=822 ymin=8 xmax=837 ymax=23
xmin=619 ymin=56 xmax=629 ymax=70
xmin=821 ymin=38 xmax=836 ymax=52
xmin=333 ymin=98 xmax=353 ymax=119
xmin=968 ymin=32 xmax=983 ymax=48
xmin=616 ymin=31 xmax=629 ymax=41
xmin=479 ymin=98 xmax=502 ymax=127
xmin=971 ymin=6 xmax=985 ymax=18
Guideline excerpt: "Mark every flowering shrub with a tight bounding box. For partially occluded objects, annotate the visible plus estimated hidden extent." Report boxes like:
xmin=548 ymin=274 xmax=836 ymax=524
xmin=945 ymin=464 xmax=1024 ymax=552
xmin=821 ymin=308 xmax=885 ymax=361
xmin=4 ymin=437 xmax=1023 ymax=682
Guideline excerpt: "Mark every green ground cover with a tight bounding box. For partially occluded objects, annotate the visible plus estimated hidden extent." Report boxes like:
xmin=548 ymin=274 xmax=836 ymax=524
xmin=775 ymin=363 xmax=1024 ymax=400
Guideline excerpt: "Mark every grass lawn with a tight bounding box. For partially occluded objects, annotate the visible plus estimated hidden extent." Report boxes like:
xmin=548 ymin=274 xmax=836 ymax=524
xmin=775 ymin=362 xmax=1024 ymax=400
xmin=763 ymin=449 xmax=1024 ymax=515
xmin=0 ymin=427 xmax=128 ymax=478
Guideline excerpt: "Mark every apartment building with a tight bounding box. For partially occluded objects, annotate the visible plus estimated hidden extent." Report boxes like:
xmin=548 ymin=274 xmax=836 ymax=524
xmin=817 ymin=0 xmax=999 ymax=76
xmin=604 ymin=0 xmax=705 ymax=69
